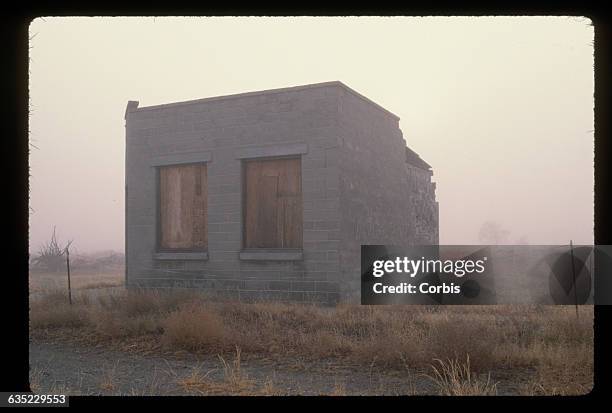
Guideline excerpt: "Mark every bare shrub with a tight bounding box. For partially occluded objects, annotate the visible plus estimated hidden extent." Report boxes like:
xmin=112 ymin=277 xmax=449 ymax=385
xmin=31 ymin=227 xmax=66 ymax=273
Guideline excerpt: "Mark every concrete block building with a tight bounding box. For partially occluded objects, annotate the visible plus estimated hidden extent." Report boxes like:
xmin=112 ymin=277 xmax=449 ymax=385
xmin=125 ymin=81 xmax=438 ymax=304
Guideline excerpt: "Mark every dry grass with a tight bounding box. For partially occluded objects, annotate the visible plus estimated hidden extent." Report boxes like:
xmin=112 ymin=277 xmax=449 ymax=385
xmin=99 ymin=362 xmax=119 ymax=393
xmin=123 ymin=370 xmax=164 ymax=396
xmin=260 ymin=377 xmax=282 ymax=396
xmin=426 ymin=356 xmax=498 ymax=396
xmin=29 ymin=270 xmax=123 ymax=293
xmin=29 ymin=291 xmax=86 ymax=329
xmin=29 ymin=289 xmax=594 ymax=395
xmin=328 ymin=381 xmax=346 ymax=396
xmin=162 ymin=303 xmax=227 ymax=351
xmin=218 ymin=346 xmax=255 ymax=393
xmin=177 ymin=363 xmax=217 ymax=394
xmin=29 ymin=367 xmax=44 ymax=393
xmin=517 ymin=360 xmax=594 ymax=396
xmin=29 ymin=366 xmax=83 ymax=396
xmin=176 ymin=347 xmax=261 ymax=395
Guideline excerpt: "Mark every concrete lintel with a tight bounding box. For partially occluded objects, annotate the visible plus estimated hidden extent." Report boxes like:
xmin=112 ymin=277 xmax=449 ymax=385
xmin=235 ymin=143 xmax=308 ymax=160
xmin=239 ymin=249 xmax=304 ymax=261
xmin=151 ymin=151 xmax=212 ymax=167
xmin=153 ymin=252 xmax=209 ymax=261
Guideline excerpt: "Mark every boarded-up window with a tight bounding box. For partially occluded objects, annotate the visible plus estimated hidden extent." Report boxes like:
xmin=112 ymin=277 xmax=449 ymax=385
xmin=159 ymin=164 xmax=207 ymax=250
xmin=244 ymin=158 xmax=302 ymax=249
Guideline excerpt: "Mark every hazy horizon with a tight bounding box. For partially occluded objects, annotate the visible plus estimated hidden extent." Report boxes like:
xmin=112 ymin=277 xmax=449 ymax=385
xmin=28 ymin=16 xmax=594 ymax=253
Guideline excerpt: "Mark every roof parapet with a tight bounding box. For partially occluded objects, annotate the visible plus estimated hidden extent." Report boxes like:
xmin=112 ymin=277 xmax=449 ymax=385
xmin=127 ymin=81 xmax=400 ymax=122
xmin=124 ymin=100 xmax=139 ymax=120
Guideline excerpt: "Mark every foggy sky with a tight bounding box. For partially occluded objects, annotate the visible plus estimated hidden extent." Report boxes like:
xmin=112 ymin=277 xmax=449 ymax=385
xmin=28 ymin=16 xmax=594 ymax=253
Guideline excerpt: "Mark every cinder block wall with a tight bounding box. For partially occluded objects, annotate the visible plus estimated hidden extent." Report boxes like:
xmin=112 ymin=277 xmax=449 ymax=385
xmin=125 ymin=81 xmax=438 ymax=304
xmin=336 ymin=88 xmax=439 ymax=301
xmin=126 ymin=83 xmax=344 ymax=304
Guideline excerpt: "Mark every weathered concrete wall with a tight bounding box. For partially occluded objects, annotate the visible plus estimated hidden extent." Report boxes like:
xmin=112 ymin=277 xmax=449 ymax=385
xmin=126 ymin=83 xmax=343 ymax=304
xmin=125 ymin=81 xmax=438 ymax=304
xmin=336 ymin=88 xmax=439 ymax=301
xmin=407 ymin=164 xmax=439 ymax=245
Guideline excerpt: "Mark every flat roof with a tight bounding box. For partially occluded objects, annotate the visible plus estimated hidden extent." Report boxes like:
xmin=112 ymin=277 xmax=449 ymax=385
xmin=127 ymin=81 xmax=400 ymax=121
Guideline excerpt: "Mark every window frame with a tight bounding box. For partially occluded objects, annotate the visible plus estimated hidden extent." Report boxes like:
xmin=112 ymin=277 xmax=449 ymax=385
xmin=241 ymin=155 xmax=304 ymax=252
xmin=155 ymin=161 xmax=209 ymax=253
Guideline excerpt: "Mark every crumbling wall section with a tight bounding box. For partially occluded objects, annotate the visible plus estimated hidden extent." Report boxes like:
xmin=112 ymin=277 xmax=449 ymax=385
xmin=405 ymin=163 xmax=439 ymax=245
xmin=336 ymin=90 xmax=439 ymax=302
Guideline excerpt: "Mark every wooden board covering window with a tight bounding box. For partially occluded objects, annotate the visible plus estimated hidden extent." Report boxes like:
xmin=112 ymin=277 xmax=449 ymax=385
xmin=159 ymin=164 xmax=207 ymax=250
xmin=244 ymin=158 xmax=302 ymax=249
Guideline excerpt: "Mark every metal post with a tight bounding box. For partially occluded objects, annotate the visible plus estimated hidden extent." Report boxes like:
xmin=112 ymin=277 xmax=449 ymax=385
xmin=570 ymin=240 xmax=578 ymax=319
xmin=66 ymin=247 xmax=72 ymax=306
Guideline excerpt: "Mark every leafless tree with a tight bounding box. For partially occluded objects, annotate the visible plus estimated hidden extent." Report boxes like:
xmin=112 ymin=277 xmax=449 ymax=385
xmin=32 ymin=226 xmax=72 ymax=273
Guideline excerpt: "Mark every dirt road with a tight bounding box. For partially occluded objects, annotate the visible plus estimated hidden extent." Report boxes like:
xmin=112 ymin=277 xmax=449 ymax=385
xmin=30 ymin=339 xmax=443 ymax=395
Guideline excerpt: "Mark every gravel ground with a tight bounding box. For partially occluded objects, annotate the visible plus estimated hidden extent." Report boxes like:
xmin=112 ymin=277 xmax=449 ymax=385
xmin=29 ymin=338 xmax=533 ymax=396
xmin=29 ymin=338 xmax=440 ymax=395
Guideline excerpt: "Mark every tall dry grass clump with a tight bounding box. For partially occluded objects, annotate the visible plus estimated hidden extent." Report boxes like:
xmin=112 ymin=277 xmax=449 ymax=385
xmin=420 ymin=311 xmax=498 ymax=372
xmin=29 ymin=290 xmax=85 ymax=328
xmin=161 ymin=302 xmax=227 ymax=351
xmin=426 ymin=356 xmax=498 ymax=396
xmin=85 ymin=289 xmax=196 ymax=338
